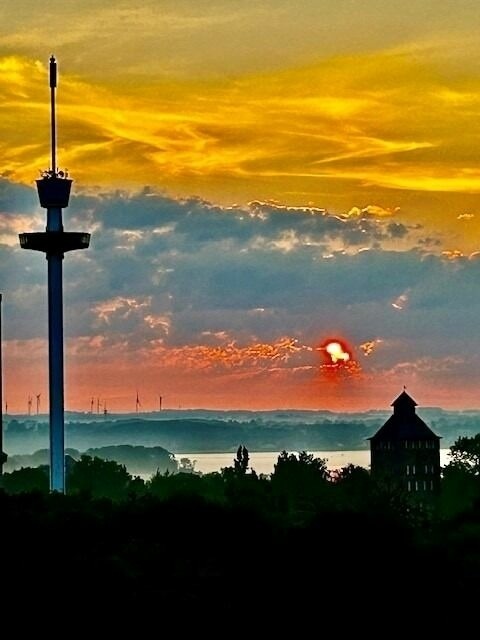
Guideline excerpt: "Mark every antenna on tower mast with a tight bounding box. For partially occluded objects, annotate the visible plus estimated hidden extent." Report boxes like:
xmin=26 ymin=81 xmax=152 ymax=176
xmin=49 ymin=55 xmax=57 ymax=175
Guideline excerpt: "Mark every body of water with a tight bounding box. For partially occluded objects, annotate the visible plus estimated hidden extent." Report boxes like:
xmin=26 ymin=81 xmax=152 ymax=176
xmin=173 ymin=448 xmax=452 ymax=476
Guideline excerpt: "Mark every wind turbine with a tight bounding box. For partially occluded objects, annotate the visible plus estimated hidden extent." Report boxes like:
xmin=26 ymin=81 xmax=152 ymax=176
xmin=36 ymin=393 xmax=41 ymax=415
xmin=136 ymin=390 xmax=141 ymax=414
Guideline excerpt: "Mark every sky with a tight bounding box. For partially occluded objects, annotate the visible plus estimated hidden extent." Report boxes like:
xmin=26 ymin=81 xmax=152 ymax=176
xmin=1 ymin=0 xmax=480 ymax=412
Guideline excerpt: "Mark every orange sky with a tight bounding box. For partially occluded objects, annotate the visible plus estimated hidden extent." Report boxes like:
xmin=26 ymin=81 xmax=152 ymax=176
xmin=2 ymin=1 xmax=480 ymax=412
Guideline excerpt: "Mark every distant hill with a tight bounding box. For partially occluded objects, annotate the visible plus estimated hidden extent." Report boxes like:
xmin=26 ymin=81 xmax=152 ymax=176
xmin=3 ymin=408 xmax=480 ymax=455
xmin=5 ymin=444 xmax=178 ymax=476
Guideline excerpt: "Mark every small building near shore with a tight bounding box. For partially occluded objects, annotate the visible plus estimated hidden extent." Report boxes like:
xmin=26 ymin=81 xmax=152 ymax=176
xmin=369 ymin=391 xmax=441 ymax=496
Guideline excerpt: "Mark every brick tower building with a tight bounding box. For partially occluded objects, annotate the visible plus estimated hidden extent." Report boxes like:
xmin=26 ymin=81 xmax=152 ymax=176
xmin=369 ymin=391 xmax=441 ymax=496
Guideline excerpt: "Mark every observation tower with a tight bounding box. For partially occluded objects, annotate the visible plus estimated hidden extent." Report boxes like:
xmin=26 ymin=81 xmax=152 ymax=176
xmin=19 ymin=57 xmax=90 ymax=492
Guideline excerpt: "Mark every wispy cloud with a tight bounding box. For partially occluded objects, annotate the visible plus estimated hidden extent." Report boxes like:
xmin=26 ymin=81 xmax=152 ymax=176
xmin=2 ymin=1 xmax=480 ymax=408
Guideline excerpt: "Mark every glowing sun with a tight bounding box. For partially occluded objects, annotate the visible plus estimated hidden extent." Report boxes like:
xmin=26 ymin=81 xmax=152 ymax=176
xmin=325 ymin=341 xmax=351 ymax=364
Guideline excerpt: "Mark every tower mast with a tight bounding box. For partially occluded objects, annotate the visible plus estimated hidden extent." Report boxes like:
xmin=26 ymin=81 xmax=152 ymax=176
xmin=19 ymin=56 xmax=90 ymax=492
xmin=50 ymin=55 xmax=57 ymax=174
xmin=0 ymin=294 xmax=7 ymax=475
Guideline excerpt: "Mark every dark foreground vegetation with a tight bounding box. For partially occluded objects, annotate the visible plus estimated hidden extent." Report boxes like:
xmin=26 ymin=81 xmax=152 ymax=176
xmin=1 ymin=437 xmax=479 ymax=621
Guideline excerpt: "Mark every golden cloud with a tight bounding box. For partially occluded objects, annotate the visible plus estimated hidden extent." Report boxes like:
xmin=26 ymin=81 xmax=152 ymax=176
xmin=345 ymin=205 xmax=400 ymax=218
xmin=0 ymin=51 xmax=478 ymax=197
xmin=2 ymin=47 xmax=480 ymax=249
xmin=359 ymin=339 xmax=382 ymax=357
xmin=63 ymin=334 xmax=311 ymax=372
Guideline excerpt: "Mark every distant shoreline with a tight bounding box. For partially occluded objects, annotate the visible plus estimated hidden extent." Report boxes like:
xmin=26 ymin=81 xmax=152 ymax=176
xmin=171 ymin=445 xmax=370 ymax=454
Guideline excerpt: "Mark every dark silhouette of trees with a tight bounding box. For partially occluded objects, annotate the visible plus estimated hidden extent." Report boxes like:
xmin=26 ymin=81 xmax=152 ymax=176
xmin=216 ymin=445 xmax=269 ymax=510
xmin=67 ymin=455 xmax=132 ymax=500
xmin=271 ymin=450 xmax=331 ymax=519
xmin=84 ymin=444 xmax=178 ymax=476
xmin=0 ymin=437 xmax=479 ymax=620
xmin=330 ymin=463 xmax=374 ymax=510
xmin=178 ymin=457 xmax=197 ymax=473
xmin=0 ymin=465 xmax=49 ymax=493
xmin=233 ymin=445 xmax=249 ymax=475
xmin=148 ymin=467 xmax=206 ymax=500
xmin=448 ymin=434 xmax=480 ymax=474
xmin=440 ymin=435 xmax=480 ymax=517
xmin=5 ymin=444 xmax=178 ymax=476
xmin=273 ymin=450 xmax=329 ymax=478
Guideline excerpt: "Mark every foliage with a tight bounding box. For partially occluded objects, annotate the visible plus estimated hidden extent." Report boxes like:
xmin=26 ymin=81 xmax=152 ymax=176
xmin=448 ymin=434 xmax=480 ymax=475
xmin=330 ymin=463 xmax=374 ymax=510
xmin=233 ymin=445 xmax=249 ymax=475
xmin=1 ymin=436 xmax=480 ymax=618
xmin=440 ymin=463 xmax=480 ymax=518
xmin=84 ymin=444 xmax=178 ymax=475
xmin=147 ymin=468 xmax=205 ymax=500
xmin=5 ymin=444 xmax=177 ymax=476
xmin=178 ymin=457 xmax=197 ymax=473
xmin=0 ymin=482 xmax=476 ymax=619
xmin=271 ymin=450 xmax=331 ymax=519
xmin=67 ymin=455 xmax=132 ymax=501
xmin=0 ymin=465 xmax=49 ymax=494
xmin=272 ymin=450 xmax=329 ymax=487
xmin=439 ymin=435 xmax=480 ymax=517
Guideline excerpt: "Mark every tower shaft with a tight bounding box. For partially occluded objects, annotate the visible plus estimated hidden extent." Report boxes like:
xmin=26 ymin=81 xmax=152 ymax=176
xmin=47 ymin=207 xmax=64 ymax=491
xmin=0 ymin=293 xmax=6 ymax=475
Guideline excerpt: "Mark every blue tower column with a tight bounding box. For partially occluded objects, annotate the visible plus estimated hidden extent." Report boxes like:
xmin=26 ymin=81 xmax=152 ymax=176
xmin=0 ymin=293 xmax=7 ymax=475
xmin=47 ymin=206 xmax=65 ymax=492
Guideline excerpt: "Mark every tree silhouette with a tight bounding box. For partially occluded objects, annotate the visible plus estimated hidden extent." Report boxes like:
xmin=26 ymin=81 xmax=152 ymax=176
xmin=67 ymin=455 xmax=132 ymax=500
xmin=0 ymin=465 xmax=49 ymax=494
xmin=273 ymin=450 xmax=329 ymax=482
xmin=440 ymin=435 xmax=480 ymax=517
xmin=271 ymin=450 xmax=330 ymax=518
xmin=233 ymin=445 xmax=249 ymax=476
xmin=448 ymin=434 xmax=480 ymax=475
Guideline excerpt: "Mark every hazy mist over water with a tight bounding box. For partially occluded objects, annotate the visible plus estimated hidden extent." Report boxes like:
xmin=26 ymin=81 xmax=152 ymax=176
xmin=149 ymin=448 xmax=453 ymax=478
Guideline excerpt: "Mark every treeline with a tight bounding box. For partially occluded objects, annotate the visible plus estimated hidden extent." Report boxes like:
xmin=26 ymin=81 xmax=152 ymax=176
xmin=0 ymin=440 xmax=479 ymax=620
xmin=1 ymin=438 xmax=480 ymax=519
xmin=5 ymin=412 xmax=480 ymax=455
xmin=0 ymin=439 xmax=479 ymax=619
xmin=4 ymin=417 xmax=373 ymax=453
xmin=4 ymin=444 xmax=178 ymax=476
